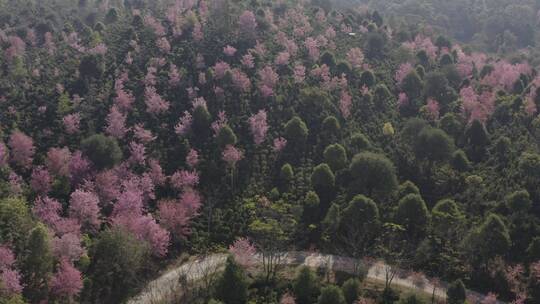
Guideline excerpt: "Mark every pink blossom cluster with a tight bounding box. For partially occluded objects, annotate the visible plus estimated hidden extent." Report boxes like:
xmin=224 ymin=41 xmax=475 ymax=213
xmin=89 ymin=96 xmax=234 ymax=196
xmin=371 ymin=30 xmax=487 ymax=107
xmin=425 ymin=98 xmax=440 ymax=120
xmin=402 ymin=35 xmax=438 ymax=59
xmin=460 ymin=86 xmax=496 ymax=124
xmin=175 ymin=111 xmax=193 ymax=136
xmin=145 ymin=86 xmax=170 ymax=114
xmin=340 ymin=91 xmax=352 ymax=119
xmin=229 ymin=238 xmax=257 ymax=268
xmin=222 ymin=145 xmax=244 ymax=166
xmin=248 ymin=110 xmax=269 ymax=145
xmin=395 ymin=62 xmax=414 ymax=87
xmin=481 ymin=61 xmax=531 ymax=91
xmin=0 ymin=245 xmax=23 ymax=295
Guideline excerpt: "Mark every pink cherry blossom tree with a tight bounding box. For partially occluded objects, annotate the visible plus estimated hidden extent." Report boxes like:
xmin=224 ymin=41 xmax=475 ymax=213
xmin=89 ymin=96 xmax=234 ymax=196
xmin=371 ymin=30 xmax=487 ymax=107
xmin=258 ymin=66 xmax=279 ymax=98
xmin=294 ymin=64 xmax=306 ymax=83
xmin=249 ymin=110 xmax=269 ymax=145
xmin=53 ymin=233 xmax=84 ymax=262
xmin=63 ymin=113 xmax=81 ymax=134
xmin=33 ymin=196 xmax=62 ymax=230
xmin=229 ymin=237 xmax=257 ymax=268
xmin=186 ymin=149 xmax=200 ymax=168
xmin=69 ymin=151 xmax=91 ymax=187
xmin=30 ymin=166 xmax=52 ymax=195
xmin=0 ymin=245 xmax=23 ymax=295
xmin=425 ymin=98 xmax=440 ymax=120
xmin=398 ymin=92 xmax=409 ymax=108
xmin=0 ymin=269 xmax=23 ymax=295
xmin=50 ymin=259 xmax=83 ymax=300
xmin=273 ymin=137 xmax=287 ymax=153
xmin=46 ymin=147 xmax=71 ymax=177
xmin=231 ymin=69 xmax=251 ymax=93
xmin=238 ymin=10 xmax=257 ymax=38
xmin=395 ymin=62 xmax=414 ymax=87
xmin=69 ymin=190 xmax=101 ymax=231
xmin=148 ymin=159 xmax=166 ymax=186
xmin=213 ymin=61 xmax=231 ymax=80
xmin=170 ymin=170 xmax=200 ymax=190
xmin=280 ymin=293 xmax=296 ymax=304
xmin=106 ymin=106 xmax=128 ymax=139
xmin=241 ymin=53 xmax=255 ymax=69
xmin=133 ymin=124 xmax=156 ymax=144
xmin=339 ymin=91 xmax=352 ymax=119
xmin=8 ymin=130 xmax=35 ymax=168
xmin=305 ymin=37 xmax=319 ymax=61
xmin=175 ymin=111 xmax=193 ymax=136
xmin=347 ymin=48 xmax=364 ymax=69
xmin=275 ymin=51 xmax=290 ymax=66
xmin=223 ymin=45 xmax=237 ymax=57
xmin=145 ymin=86 xmax=170 ymax=114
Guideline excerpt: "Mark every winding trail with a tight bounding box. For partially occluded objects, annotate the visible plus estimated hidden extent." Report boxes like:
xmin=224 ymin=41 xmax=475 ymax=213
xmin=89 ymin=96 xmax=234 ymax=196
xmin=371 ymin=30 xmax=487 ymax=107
xmin=128 ymin=251 xmax=493 ymax=304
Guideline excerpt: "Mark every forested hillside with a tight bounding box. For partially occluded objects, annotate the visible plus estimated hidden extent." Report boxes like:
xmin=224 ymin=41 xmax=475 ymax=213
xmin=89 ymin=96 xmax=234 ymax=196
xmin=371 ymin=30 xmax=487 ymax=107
xmin=0 ymin=0 xmax=539 ymax=303
xmin=343 ymin=0 xmax=540 ymax=59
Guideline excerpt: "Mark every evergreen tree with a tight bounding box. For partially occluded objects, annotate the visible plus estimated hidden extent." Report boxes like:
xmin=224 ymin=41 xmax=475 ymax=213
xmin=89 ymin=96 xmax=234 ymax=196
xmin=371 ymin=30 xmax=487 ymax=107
xmin=323 ymin=144 xmax=347 ymax=171
xmin=317 ymin=285 xmax=346 ymax=304
xmin=215 ymin=256 xmax=249 ymax=304
xmin=341 ymin=278 xmax=361 ymax=304
xmin=22 ymin=224 xmax=53 ymax=303
xmin=349 ymin=152 xmax=398 ymax=199
xmin=446 ymin=279 xmax=466 ymax=304
xmin=293 ymin=266 xmax=320 ymax=304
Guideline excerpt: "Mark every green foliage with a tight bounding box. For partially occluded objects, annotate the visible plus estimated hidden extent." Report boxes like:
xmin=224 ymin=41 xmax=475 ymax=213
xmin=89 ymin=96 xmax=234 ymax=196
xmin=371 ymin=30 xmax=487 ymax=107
xmin=505 ymin=190 xmax=531 ymax=213
xmin=395 ymin=194 xmax=430 ymax=239
xmin=350 ymin=132 xmax=371 ymax=153
xmin=0 ymin=295 xmax=27 ymax=304
xmin=432 ymin=199 xmax=464 ymax=240
xmin=311 ymin=163 xmax=335 ymax=189
xmin=424 ymin=72 xmax=449 ymax=99
xmin=399 ymin=293 xmax=426 ymax=304
xmin=293 ymin=266 xmax=320 ymax=304
xmin=349 ymin=152 xmax=398 ymax=199
xmin=446 ymin=279 xmax=466 ymax=304
xmin=322 ymin=116 xmax=341 ymax=136
xmin=451 ymin=150 xmax=471 ymax=172
xmin=401 ymin=70 xmax=423 ymax=99
xmin=57 ymin=92 xmax=73 ymax=115
xmin=341 ymin=278 xmax=360 ymax=304
xmin=360 ymin=70 xmax=376 ymax=87
xmin=414 ymin=127 xmax=454 ymax=162
xmin=86 ymin=229 xmax=149 ymax=304
xmin=365 ymin=32 xmax=386 ymax=59
xmin=215 ymin=256 xmax=249 ymax=304
xmin=320 ymin=51 xmax=336 ymax=68
xmin=79 ymin=54 xmax=104 ymax=79
xmin=317 ymin=285 xmax=346 ymax=304
xmin=193 ymin=105 xmax=212 ymax=135
xmin=285 ymin=116 xmax=309 ymax=144
xmin=81 ymin=134 xmax=123 ymax=170
xmin=21 ymin=224 xmax=53 ymax=303
xmin=323 ymin=144 xmax=347 ymax=171
xmin=466 ymin=214 xmax=511 ymax=261
xmin=280 ymin=163 xmax=294 ymax=182
xmin=0 ymin=197 xmax=33 ymax=251
xmin=216 ymin=125 xmax=237 ymax=148
xmin=465 ymin=120 xmax=489 ymax=159
xmin=338 ymin=195 xmax=380 ymax=257
xmin=397 ymin=181 xmax=420 ymax=199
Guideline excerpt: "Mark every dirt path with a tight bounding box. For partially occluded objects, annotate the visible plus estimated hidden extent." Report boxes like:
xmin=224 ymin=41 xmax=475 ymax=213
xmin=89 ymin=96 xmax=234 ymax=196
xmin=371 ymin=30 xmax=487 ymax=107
xmin=128 ymin=251 xmax=492 ymax=304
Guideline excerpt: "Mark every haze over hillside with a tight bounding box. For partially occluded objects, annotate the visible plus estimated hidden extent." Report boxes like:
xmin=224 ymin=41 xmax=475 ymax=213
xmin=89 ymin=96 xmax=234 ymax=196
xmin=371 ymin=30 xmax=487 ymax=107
xmin=0 ymin=0 xmax=539 ymax=304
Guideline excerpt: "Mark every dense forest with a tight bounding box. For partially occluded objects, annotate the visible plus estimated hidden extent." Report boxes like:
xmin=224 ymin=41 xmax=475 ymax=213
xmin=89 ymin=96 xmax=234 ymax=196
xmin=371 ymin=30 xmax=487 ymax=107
xmin=0 ymin=0 xmax=539 ymax=303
